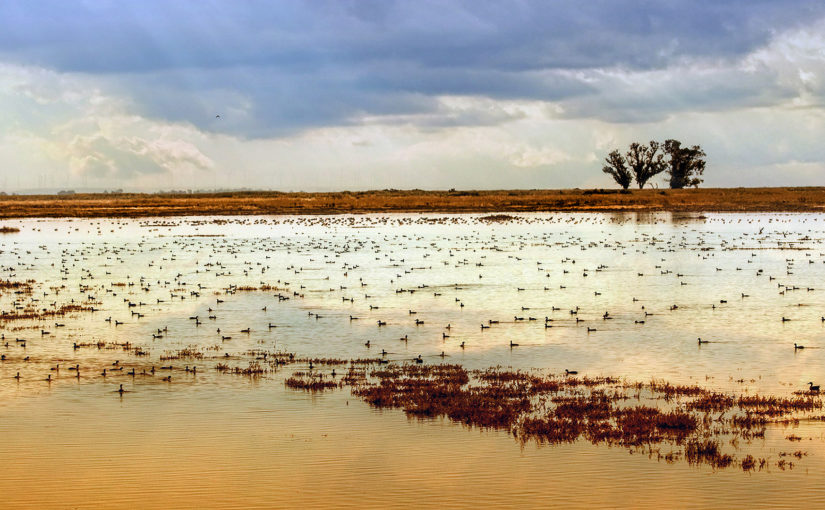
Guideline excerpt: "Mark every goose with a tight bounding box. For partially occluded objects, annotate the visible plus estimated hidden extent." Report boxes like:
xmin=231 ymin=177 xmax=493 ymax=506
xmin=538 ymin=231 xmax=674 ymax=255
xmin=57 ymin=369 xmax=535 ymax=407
xmin=509 ymin=340 xmax=519 ymax=347
xmin=697 ymin=338 xmax=709 ymax=344
xmin=809 ymin=382 xmax=820 ymax=392
xmin=565 ymin=369 xmax=578 ymax=375
xmin=794 ymin=343 xmax=805 ymax=350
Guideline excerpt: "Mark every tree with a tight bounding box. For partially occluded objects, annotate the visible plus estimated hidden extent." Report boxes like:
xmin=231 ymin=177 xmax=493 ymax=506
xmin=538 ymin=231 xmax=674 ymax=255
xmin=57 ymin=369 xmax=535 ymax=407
xmin=663 ymin=139 xmax=706 ymax=189
xmin=602 ymin=150 xmax=632 ymax=190
xmin=626 ymin=141 xmax=666 ymax=189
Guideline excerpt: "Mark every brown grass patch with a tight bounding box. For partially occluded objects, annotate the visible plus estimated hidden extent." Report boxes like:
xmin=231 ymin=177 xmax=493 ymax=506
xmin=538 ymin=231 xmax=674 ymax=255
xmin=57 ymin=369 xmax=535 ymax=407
xmin=1 ymin=187 xmax=825 ymax=218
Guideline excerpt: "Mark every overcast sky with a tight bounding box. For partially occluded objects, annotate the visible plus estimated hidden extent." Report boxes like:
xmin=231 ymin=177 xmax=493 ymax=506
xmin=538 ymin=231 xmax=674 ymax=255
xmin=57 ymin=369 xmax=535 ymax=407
xmin=1 ymin=1 xmax=824 ymax=192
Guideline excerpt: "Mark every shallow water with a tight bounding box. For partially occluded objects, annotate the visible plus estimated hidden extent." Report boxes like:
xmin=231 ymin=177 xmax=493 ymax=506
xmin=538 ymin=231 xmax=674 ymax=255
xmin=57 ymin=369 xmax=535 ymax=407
xmin=2 ymin=212 xmax=825 ymax=508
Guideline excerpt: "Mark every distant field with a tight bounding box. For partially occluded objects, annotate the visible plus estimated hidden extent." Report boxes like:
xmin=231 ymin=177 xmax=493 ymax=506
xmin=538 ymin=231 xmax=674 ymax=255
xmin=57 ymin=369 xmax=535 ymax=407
xmin=0 ymin=188 xmax=824 ymax=218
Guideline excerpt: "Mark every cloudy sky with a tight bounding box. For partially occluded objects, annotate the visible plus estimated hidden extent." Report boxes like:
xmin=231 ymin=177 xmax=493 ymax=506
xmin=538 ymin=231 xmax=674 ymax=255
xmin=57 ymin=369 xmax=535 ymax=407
xmin=1 ymin=1 xmax=824 ymax=192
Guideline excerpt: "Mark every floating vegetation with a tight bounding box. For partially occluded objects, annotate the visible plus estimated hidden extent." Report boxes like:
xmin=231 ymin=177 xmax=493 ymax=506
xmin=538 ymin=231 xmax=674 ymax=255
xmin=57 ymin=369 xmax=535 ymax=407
xmin=285 ymin=373 xmax=338 ymax=391
xmin=0 ymin=303 xmax=93 ymax=322
xmin=478 ymin=214 xmax=517 ymax=222
xmin=0 ymin=226 xmax=19 ymax=233
xmin=216 ymin=361 xmax=267 ymax=376
xmin=0 ymin=279 xmax=34 ymax=292
xmin=160 ymin=347 xmax=206 ymax=360
xmin=277 ymin=364 xmax=825 ymax=471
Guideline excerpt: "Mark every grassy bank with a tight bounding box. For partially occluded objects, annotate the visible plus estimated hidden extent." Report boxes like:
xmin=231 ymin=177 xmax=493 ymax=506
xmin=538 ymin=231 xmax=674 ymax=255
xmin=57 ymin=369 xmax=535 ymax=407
xmin=0 ymin=187 xmax=823 ymax=218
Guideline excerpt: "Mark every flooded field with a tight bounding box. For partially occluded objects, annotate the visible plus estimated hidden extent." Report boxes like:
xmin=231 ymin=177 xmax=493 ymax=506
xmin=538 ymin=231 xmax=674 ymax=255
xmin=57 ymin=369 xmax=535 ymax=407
xmin=3 ymin=212 xmax=825 ymax=508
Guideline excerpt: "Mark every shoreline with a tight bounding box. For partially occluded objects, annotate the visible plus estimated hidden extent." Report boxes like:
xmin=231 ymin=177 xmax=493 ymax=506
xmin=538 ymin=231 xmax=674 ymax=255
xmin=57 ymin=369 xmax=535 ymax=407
xmin=0 ymin=187 xmax=824 ymax=218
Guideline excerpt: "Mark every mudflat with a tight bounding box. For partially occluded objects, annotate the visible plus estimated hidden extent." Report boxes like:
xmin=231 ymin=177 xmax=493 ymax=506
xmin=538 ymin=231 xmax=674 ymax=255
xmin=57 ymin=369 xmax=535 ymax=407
xmin=0 ymin=187 xmax=824 ymax=218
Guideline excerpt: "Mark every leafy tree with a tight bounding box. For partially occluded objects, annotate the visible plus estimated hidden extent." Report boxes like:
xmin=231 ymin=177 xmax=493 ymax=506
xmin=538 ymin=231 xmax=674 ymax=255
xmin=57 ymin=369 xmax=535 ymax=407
xmin=626 ymin=141 xmax=666 ymax=189
xmin=602 ymin=150 xmax=632 ymax=190
xmin=663 ymin=139 xmax=706 ymax=188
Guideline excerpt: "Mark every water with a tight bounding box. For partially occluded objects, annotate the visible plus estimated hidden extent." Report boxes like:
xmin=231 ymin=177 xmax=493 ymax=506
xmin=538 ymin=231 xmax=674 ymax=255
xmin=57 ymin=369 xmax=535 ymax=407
xmin=2 ymin=212 xmax=825 ymax=508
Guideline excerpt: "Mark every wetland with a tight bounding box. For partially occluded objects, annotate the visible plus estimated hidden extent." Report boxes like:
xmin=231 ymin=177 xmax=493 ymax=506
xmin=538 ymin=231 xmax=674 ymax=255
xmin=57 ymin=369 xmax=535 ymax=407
xmin=3 ymin=211 xmax=825 ymax=508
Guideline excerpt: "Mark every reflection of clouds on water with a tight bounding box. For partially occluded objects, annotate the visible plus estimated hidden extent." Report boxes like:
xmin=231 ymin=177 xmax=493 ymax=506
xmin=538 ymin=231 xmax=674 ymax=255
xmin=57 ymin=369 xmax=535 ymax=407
xmin=2 ymin=212 xmax=825 ymax=505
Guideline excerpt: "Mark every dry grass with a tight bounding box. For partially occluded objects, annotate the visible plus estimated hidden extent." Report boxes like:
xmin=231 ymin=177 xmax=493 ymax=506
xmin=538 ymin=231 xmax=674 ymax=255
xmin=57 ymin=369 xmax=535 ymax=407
xmin=0 ymin=187 xmax=824 ymax=218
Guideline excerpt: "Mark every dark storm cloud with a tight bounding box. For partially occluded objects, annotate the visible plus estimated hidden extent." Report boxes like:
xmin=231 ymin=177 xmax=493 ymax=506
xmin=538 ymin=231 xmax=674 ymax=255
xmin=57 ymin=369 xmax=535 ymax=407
xmin=1 ymin=0 xmax=822 ymax=135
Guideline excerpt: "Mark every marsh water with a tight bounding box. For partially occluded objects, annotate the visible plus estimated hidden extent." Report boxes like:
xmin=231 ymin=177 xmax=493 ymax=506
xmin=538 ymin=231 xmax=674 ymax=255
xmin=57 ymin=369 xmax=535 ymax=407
xmin=2 ymin=212 xmax=825 ymax=508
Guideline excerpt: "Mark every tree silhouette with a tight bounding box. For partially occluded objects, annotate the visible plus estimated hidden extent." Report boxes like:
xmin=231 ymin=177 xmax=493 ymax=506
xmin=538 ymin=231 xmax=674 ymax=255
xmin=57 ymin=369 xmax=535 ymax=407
xmin=602 ymin=150 xmax=632 ymax=190
xmin=664 ymin=139 xmax=706 ymax=188
xmin=626 ymin=141 xmax=666 ymax=189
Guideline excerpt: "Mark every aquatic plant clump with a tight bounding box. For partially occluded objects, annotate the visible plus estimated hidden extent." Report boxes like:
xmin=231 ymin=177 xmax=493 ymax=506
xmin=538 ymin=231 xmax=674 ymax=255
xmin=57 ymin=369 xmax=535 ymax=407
xmin=0 ymin=303 xmax=93 ymax=321
xmin=302 ymin=364 xmax=825 ymax=471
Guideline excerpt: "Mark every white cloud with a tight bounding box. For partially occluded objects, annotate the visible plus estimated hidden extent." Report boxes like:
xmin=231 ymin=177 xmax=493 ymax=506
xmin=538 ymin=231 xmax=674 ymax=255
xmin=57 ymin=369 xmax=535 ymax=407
xmin=2 ymin=13 xmax=825 ymax=193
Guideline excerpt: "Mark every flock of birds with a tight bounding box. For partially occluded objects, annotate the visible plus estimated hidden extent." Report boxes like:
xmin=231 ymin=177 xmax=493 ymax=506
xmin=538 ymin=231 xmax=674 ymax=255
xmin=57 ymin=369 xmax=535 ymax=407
xmin=2 ymin=212 xmax=825 ymax=396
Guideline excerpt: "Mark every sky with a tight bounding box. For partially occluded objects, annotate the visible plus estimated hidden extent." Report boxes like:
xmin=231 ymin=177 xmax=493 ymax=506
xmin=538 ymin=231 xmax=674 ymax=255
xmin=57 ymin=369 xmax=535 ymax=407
xmin=0 ymin=0 xmax=824 ymax=192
